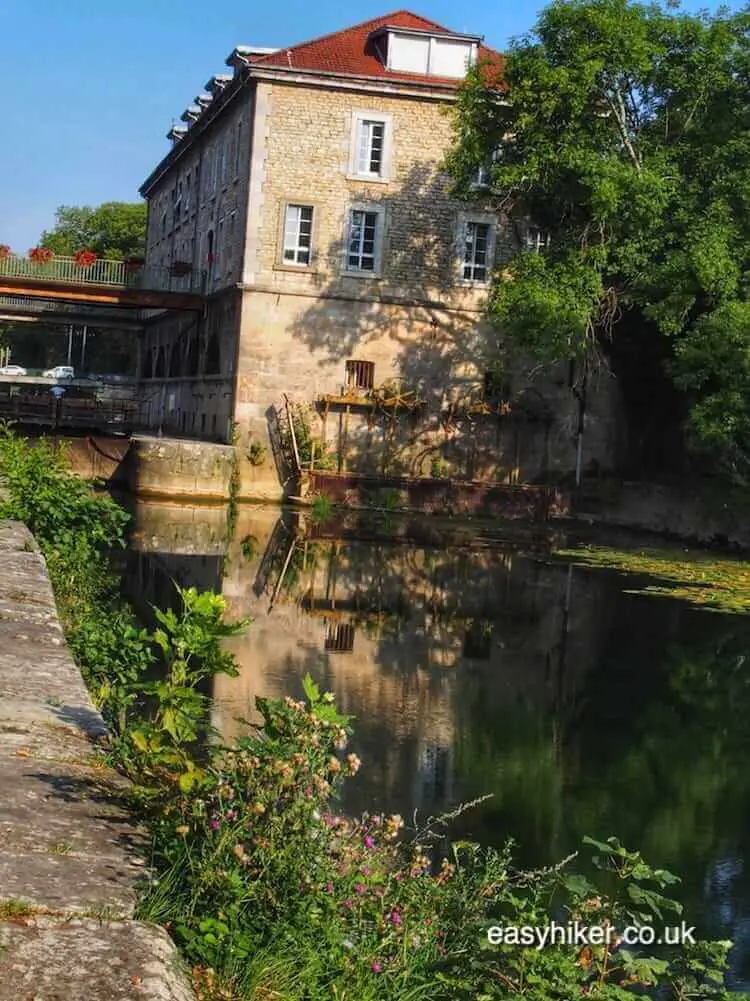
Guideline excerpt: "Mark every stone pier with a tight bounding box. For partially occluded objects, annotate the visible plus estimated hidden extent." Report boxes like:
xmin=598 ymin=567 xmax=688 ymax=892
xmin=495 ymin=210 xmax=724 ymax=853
xmin=0 ymin=521 xmax=194 ymax=1001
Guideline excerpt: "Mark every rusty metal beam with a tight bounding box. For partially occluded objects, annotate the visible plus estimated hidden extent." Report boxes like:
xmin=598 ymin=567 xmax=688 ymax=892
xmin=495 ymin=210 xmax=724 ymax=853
xmin=0 ymin=276 xmax=204 ymax=312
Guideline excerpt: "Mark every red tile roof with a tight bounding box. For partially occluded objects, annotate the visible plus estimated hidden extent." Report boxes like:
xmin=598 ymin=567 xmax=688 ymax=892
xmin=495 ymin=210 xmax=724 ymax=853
xmin=249 ymin=10 xmax=504 ymax=88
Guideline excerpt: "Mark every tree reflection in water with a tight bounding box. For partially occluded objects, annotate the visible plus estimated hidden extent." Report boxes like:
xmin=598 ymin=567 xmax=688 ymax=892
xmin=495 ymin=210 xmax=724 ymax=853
xmin=127 ymin=503 xmax=750 ymax=989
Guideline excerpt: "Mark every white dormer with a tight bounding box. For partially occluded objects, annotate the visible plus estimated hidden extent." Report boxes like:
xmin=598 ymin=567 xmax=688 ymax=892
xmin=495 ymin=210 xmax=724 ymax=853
xmin=371 ymin=26 xmax=480 ymax=79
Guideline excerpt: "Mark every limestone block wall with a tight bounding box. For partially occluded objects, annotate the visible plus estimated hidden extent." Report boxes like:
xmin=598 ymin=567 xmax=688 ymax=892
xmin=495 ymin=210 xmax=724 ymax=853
xmin=244 ymin=81 xmax=515 ymax=293
xmin=145 ymin=88 xmax=255 ymax=294
xmin=232 ymin=80 xmax=621 ymax=496
xmin=0 ymin=521 xmax=195 ymax=1001
xmin=233 ymin=286 xmax=621 ymax=495
xmin=127 ymin=435 xmax=236 ymax=501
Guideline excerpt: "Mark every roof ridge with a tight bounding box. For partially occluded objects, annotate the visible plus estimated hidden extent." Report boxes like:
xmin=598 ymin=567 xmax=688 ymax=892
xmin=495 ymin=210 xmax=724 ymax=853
xmin=250 ymin=9 xmax=456 ymax=66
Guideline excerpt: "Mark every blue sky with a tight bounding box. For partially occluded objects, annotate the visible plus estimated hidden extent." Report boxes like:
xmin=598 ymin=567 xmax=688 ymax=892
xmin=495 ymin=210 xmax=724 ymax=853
xmin=0 ymin=0 xmax=737 ymax=252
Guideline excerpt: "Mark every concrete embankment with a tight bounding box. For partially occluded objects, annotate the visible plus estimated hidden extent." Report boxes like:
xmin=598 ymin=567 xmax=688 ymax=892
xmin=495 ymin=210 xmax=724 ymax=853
xmin=0 ymin=521 xmax=194 ymax=1001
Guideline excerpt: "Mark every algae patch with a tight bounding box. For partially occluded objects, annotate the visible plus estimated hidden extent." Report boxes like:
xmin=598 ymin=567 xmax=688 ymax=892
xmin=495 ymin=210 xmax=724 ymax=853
xmin=554 ymin=545 xmax=750 ymax=614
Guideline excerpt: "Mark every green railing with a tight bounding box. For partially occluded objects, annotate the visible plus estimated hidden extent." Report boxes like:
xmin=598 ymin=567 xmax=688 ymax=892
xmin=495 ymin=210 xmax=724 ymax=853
xmin=0 ymin=254 xmax=206 ymax=294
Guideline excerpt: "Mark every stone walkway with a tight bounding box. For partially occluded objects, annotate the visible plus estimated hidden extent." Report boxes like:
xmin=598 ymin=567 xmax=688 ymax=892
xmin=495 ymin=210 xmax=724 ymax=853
xmin=0 ymin=521 xmax=194 ymax=1001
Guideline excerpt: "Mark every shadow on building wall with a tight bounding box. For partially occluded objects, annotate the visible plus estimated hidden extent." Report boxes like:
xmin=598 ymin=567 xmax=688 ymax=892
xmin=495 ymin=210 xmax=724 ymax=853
xmin=276 ymin=160 xmax=621 ymax=484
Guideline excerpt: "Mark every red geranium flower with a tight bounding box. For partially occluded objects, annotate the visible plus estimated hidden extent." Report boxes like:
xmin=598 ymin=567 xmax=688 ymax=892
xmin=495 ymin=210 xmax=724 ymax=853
xmin=29 ymin=247 xmax=53 ymax=264
xmin=74 ymin=249 xmax=97 ymax=268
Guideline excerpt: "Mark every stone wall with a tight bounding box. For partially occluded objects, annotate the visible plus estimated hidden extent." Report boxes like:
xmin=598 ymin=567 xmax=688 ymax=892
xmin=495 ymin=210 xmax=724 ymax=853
xmin=127 ymin=434 xmax=236 ymax=501
xmin=145 ymin=89 xmax=254 ymax=293
xmin=232 ymin=80 xmax=622 ymax=498
xmin=141 ymin=75 xmax=622 ymax=496
xmin=0 ymin=521 xmax=194 ymax=1001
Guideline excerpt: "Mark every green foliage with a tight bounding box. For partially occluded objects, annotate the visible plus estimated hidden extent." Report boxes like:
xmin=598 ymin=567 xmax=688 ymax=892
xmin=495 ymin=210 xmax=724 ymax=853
xmin=430 ymin=456 xmax=449 ymax=479
xmin=0 ymin=427 xmax=247 ymax=780
xmin=291 ymin=406 xmax=336 ymax=471
xmin=0 ymin=425 xmax=128 ymax=550
xmin=2 ymin=425 xmax=743 ymax=1000
xmin=246 ymin=438 xmax=267 ymax=466
xmin=310 ymin=493 xmax=334 ymax=524
xmin=554 ymin=543 xmax=750 ymax=613
xmin=39 ymin=201 xmax=147 ymax=260
xmin=139 ymin=680 xmax=744 ymax=1000
xmin=240 ymin=534 xmax=259 ymax=561
xmin=449 ymin=0 xmax=750 ymax=474
xmin=127 ymin=587 xmax=246 ymax=790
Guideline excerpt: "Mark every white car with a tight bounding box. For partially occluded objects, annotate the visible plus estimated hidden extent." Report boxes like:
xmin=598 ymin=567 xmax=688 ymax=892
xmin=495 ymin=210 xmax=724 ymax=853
xmin=0 ymin=364 xmax=27 ymax=376
xmin=43 ymin=366 xmax=75 ymax=380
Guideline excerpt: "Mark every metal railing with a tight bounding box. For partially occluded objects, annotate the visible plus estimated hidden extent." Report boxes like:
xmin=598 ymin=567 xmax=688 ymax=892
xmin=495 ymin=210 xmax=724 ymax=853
xmin=0 ymin=393 xmax=142 ymax=431
xmin=0 ymin=254 xmax=206 ymax=294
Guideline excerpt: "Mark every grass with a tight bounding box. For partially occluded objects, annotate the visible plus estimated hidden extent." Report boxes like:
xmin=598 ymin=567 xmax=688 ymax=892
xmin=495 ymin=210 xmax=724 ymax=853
xmin=49 ymin=841 xmax=75 ymax=856
xmin=0 ymin=899 xmax=37 ymax=920
xmin=310 ymin=493 xmax=333 ymax=524
xmin=554 ymin=544 xmax=750 ymax=613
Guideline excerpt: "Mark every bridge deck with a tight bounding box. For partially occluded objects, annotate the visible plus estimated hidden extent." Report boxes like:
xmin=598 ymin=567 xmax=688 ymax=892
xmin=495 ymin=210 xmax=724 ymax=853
xmin=0 ymin=254 xmax=204 ymax=311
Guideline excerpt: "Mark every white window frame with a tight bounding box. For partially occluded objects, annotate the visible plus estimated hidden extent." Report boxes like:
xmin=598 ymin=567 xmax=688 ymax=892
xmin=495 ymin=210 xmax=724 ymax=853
xmin=281 ymin=203 xmax=314 ymax=267
xmin=347 ymin=112 xmax=393 ymax=183
xmin=457 ymin=212 xmax=496 ymax=286
xmin=470 ymin=148 xmax=502 ymax=190
xmin=343 ymin=203 xmax=385 ymax=277
xmin=523 ymin=225 xmax=551 ymax=253
xmin=384 ymin=30 xmax=478 ymax=79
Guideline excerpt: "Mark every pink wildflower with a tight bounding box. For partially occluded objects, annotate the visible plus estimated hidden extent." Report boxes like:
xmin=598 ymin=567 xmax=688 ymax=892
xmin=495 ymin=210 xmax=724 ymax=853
xmin=364 ymin=835 xmax=375 ymax=850
xmin=371 ymin=961 xmax=382 ymax=973
xmin=354 ymin=882 xmax=366 ymax=895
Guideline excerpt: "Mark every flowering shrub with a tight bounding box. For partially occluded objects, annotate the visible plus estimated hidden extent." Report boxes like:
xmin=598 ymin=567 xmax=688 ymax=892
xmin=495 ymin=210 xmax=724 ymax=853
xmin=73 ymin=249 xmax=97 ymax=267
xmin=139 ymin=675 xmax=743 ymax=1001
xmin=29 ymin=246 xmax=53 ymax=264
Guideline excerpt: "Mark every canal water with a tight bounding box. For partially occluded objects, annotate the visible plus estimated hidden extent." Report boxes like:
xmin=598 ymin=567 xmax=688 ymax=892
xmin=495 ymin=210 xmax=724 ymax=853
xmin=127 ymin=500 xmax=750 ymax=990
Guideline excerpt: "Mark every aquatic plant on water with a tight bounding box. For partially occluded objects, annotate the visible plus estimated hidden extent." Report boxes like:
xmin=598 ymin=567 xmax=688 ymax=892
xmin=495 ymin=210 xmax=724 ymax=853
xmin=555 ymin=544 xmax=750 ymax=614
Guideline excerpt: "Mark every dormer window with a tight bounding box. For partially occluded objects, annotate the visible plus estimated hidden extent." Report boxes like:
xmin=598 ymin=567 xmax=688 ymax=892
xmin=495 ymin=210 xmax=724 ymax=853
xmin=372 ymin=26 xmax=480 ymax=79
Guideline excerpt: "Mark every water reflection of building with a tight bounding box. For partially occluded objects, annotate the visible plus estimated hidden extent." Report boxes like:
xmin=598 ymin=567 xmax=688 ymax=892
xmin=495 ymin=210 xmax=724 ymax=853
xmin=210 ymin=506 xmax=607 ymax=818
xmin=126 ymin=498 xmax=750 ymax=987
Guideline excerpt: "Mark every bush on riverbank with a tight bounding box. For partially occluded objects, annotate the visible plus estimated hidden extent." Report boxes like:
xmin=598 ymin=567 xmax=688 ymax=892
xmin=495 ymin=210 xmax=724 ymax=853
xmin=0 ymin=425 xmax=744 ymax=1001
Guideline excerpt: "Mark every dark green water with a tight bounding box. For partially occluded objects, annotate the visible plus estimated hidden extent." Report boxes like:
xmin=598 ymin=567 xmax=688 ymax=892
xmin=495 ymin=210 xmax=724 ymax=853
xmin=128 ymin=505 xmax=750 ymax=990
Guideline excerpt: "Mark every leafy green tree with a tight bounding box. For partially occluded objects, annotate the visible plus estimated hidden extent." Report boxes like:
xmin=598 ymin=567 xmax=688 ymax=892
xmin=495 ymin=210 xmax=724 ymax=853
xmin=448 ymin=0 xmax=750 ymax=476
xmin=39 ymin=201 xmax=147 ymax=260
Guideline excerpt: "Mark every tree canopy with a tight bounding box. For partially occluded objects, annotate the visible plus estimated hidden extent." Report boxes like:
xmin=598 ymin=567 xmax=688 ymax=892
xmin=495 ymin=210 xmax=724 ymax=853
xmin=448 ymin=0 xmax=750 ymax=476
xmin=39 ymin=201 xmax=147 ymax=261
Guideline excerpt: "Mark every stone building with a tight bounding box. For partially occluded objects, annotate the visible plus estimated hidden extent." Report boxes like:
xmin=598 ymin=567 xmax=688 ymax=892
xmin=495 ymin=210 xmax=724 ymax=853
xmin=138 ymin=10 xmax=620 ymax=499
